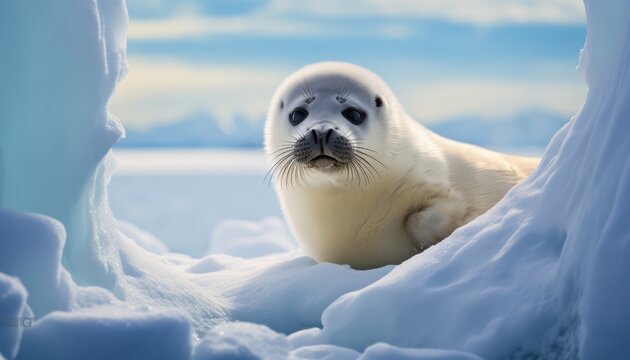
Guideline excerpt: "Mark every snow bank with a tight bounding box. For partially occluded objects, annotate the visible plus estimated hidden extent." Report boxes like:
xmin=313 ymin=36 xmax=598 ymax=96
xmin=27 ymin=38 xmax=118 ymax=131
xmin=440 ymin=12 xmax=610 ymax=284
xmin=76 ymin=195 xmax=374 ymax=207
xmin=188 ymin=253 xmax=392 ymax=334
xmin=293 ymin=0 xmax=630 ymax=358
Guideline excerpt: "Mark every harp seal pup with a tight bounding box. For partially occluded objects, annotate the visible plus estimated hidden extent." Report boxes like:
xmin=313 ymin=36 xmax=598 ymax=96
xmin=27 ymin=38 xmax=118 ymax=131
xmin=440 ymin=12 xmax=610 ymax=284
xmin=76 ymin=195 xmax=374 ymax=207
xmin=265 ymin=62 xmax=538 ymax=269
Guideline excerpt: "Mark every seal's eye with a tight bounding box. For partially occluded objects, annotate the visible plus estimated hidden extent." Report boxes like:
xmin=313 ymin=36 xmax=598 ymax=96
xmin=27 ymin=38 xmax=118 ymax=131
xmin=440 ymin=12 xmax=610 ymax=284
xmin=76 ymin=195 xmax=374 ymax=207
xmin=342 ymin=107 xmax=366 ymax=125
xmin=289 ymin=107 xmax=308 ymax=126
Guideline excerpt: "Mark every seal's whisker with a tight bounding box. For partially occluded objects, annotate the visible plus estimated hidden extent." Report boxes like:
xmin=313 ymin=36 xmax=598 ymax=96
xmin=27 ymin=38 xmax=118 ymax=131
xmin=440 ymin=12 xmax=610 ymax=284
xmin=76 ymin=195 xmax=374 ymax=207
xmin=304 ymin=80 xmax=316 ymax=101
xmin=353 ymin=146 xmax=378 ymax=154
xmin=268 ymin=146 xmax=293 ymax=156
xmin=268 ymin=148 xmax=293 ymax=160
xmin=297 ymin=166 xmax=307 ymax=189
xmin=352 ymin=157 xmax=372 ymax=186
xmin=355 ymin=149 xmax=387 ymax=169
xmin=356 ymin=153 xmax=381 ymax=181
xmin=348 ymin=159 xmax=360 ymax=187
xmin=279 ymin=159 xmax=293 ymax=191
xmin=265 ymin=152 xmax=294 ymax=186
xmin=356 ymin=161 xmax=369 ymax=188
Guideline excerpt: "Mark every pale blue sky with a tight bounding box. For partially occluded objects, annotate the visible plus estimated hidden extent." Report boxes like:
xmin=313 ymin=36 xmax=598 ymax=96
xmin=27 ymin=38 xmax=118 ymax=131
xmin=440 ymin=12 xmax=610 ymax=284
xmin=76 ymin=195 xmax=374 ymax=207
xmin=110 ymin=0 xmax=588 ymax=129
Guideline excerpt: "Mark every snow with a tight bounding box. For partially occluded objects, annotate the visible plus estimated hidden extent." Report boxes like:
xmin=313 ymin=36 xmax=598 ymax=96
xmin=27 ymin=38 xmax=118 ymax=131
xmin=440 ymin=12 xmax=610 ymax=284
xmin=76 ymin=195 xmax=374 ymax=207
xmin=289 ymin=345 xmax=360 ymax=360
xmin=1 ymin=0 xmax=629 ymax=359
xmin=0 ymin=209 xmax=74 ymax=316
xmin=117 ymin=220 xmax=169 ymax=255
xmin=0 ymin=274 xmax=29 ymax=360
xmin=359 ymin=344 xmax=484 ymax=360
xmin=208 ymin=217 xmax=296 ymax=258
xmin=18 ymin=306 xmax=192 ymax=360
xmin=192 ymin=322 xmax=289 ymax=360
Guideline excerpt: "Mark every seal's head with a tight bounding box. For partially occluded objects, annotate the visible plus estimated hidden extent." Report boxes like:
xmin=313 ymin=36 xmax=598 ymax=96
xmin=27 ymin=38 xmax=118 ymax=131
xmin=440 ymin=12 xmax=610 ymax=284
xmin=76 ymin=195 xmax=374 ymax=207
xmin=265 ymin=62 xmax=403 ymax=189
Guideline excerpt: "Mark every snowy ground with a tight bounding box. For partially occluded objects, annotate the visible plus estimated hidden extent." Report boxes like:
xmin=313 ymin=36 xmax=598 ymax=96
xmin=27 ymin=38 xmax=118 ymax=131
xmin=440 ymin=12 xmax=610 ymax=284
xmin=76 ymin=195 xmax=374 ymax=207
xmin=2 ymin=0 xmax=630 ymax=359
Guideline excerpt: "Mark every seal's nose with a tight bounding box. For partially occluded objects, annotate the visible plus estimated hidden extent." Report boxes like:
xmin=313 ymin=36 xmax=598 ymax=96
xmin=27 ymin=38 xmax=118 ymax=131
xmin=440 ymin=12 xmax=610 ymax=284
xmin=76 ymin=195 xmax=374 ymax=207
xmin=309 ymin=128 xmax=336 ymax=146
xmin=293 ymin=127 xmax=352 ymax=164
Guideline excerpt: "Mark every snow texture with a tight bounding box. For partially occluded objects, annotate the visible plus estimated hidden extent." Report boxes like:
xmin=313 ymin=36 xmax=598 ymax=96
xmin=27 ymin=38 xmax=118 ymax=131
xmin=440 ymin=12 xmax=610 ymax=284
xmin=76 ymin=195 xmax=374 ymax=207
xmin=1 ymin=0 xmax=629 ymax=358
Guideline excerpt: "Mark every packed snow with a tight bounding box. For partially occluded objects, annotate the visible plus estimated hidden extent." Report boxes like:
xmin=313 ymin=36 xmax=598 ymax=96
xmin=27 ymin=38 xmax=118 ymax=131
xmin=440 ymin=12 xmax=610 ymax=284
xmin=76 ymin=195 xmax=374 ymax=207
xmin=1 ymin=0 xmax=630 ymax=359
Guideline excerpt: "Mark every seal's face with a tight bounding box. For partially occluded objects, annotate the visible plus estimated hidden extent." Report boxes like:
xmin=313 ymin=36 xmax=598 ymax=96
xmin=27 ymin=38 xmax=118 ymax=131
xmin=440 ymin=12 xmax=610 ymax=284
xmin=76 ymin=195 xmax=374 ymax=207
xmin=266 ymin=62 xmax=398 ymax=189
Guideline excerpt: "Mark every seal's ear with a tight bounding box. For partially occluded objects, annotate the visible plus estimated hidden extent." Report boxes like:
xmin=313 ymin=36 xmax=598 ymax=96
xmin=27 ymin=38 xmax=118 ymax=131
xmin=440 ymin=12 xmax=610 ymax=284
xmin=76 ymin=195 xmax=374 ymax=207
xmin=280 ymin=100 xmax=284 ymax=110
xmin=375 ymin=96 xmax=383 ymax=108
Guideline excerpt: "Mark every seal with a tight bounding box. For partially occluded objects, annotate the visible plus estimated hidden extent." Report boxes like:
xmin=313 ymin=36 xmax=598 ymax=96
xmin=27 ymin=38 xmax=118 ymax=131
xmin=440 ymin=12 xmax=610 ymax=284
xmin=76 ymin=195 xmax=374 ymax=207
xmin=265 ymin=62 xmax=538 ymax=269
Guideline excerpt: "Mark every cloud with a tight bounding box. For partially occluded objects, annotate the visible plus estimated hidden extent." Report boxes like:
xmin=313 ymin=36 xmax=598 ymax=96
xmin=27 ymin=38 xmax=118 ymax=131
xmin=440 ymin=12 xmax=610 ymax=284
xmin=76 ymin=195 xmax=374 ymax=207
xmin=126 ymin=15 xmax=413 ymax=41
xmin=279 ymin=0 xmax=585 ymax=25
xmin=109 ymin=58 xmax=587 ymax=130
xmin=109 ymin=58 xmax=288 ymax=129
xmin=127 ymin=0 xmax=584 ymax=41
xmin=127 ymin=16 xmax=328 ymax=40
xmin=400 ymin=78 xmax=587 ymax=122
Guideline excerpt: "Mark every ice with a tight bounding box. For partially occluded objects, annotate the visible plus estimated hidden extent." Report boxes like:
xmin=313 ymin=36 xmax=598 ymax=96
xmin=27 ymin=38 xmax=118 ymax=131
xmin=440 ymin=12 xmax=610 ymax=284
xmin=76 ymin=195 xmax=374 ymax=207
xmin=0 ymin=0 xmax=127 ymax=288
xmin=1 ymin=0 xmax=629 ymax=358
xmin=18 ymin=306 xmax=192 ymax=360
xmin=0 ymin=209 xmax=74 ymax=316
xmin=0 ymin=274 xmax=30 ymax=360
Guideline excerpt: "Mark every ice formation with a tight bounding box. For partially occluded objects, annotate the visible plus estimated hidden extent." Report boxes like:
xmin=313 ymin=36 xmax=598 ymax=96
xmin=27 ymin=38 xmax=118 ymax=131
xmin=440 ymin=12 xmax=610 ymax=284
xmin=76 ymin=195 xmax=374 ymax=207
xmin=1 ymin=0 xmax=629 ymax=358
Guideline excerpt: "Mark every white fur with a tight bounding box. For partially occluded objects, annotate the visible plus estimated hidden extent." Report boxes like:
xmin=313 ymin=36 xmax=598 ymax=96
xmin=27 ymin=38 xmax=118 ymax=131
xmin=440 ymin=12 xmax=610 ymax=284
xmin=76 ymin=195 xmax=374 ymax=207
xmin=265 ymin=62 xmax=538 ymax=269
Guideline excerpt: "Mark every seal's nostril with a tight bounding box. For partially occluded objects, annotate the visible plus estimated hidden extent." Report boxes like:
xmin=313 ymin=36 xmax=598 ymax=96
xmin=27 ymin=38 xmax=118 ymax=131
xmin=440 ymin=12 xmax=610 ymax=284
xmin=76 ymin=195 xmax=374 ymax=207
xmin=325 ymin=129 xmax=334 ymax=143
xmin=310 ymin=129 xmax=319 ymax=143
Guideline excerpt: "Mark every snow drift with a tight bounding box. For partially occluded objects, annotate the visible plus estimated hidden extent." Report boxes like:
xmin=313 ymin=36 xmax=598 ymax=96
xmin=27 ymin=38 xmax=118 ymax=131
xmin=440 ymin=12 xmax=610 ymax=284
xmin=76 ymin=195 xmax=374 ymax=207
xmin=1 ymin=0 xmax=629 ymax=358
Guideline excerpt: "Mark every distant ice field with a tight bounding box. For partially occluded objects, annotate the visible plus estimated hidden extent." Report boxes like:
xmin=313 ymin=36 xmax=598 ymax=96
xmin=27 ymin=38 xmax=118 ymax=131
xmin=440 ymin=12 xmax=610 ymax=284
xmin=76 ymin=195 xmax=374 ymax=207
xmin=109 ymin=147 xmax=543 ymax=257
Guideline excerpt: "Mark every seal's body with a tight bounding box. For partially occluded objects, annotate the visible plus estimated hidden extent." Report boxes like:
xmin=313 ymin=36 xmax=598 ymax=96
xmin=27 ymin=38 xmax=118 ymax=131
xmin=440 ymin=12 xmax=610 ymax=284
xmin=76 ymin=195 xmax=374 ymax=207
xmin=265 ymin=62 xmax=538 ymax=269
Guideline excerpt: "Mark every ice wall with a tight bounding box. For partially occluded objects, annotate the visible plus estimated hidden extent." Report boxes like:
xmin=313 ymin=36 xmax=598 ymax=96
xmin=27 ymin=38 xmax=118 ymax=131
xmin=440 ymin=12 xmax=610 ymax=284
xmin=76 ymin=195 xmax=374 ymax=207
xmin=295 ymin=0 xmax=630 ymax=358
xmin=0 ymin=0 xmax=227 ymax=330
xmin=0 ymin=0 xmax=127 ymax=287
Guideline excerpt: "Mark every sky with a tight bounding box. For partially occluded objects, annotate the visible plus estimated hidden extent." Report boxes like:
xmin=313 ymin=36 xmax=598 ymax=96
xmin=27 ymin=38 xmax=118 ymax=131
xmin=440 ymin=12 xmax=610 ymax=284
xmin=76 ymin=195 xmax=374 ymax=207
xmin=110 ymin=0 xmax=588 ymax=130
